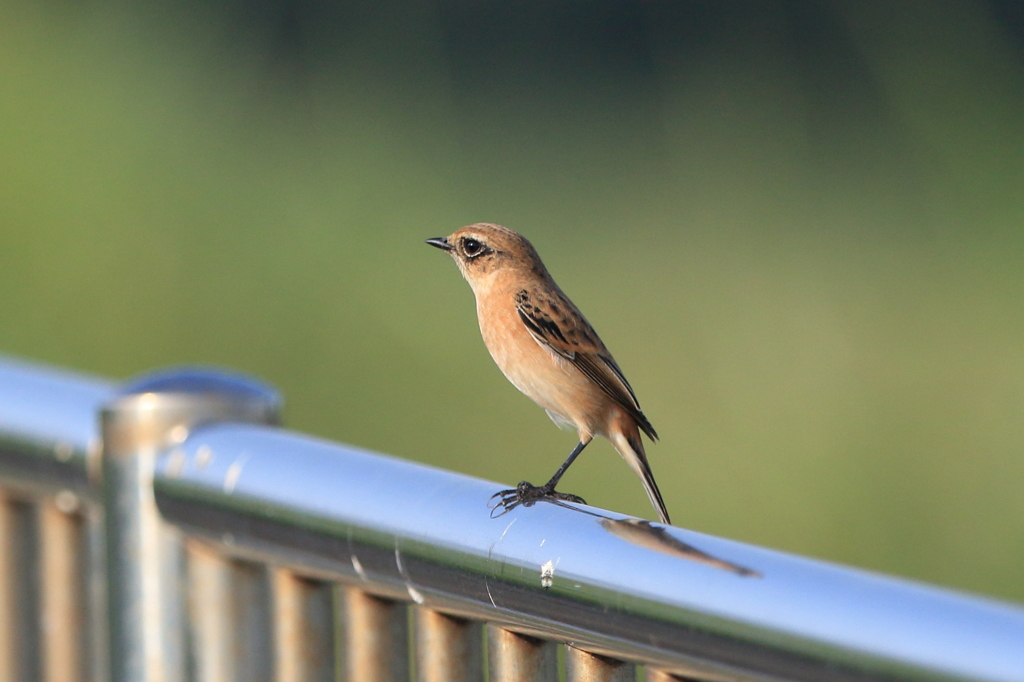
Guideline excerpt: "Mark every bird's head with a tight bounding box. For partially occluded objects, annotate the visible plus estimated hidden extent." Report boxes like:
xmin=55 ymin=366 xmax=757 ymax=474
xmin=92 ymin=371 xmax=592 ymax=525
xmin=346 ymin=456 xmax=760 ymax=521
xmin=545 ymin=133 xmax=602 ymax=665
xmin=426 ymin=223 xmax=545 ymax=292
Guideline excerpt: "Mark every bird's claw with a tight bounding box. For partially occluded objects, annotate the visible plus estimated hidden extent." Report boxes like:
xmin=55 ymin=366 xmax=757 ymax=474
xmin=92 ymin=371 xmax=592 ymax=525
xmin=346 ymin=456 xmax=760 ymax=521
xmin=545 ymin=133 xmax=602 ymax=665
xmin=488 ymin=481 xmax=587 ymax=517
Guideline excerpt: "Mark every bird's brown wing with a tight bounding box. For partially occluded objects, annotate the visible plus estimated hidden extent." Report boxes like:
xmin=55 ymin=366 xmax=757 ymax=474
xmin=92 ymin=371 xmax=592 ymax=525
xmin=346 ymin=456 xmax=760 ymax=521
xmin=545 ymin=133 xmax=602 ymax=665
xmin=515 ymin=288 xmax=658 ymax=441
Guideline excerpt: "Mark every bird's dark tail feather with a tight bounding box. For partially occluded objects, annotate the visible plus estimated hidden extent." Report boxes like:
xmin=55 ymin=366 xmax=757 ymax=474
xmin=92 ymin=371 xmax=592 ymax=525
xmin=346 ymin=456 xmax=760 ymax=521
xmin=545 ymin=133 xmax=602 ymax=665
xmin=616 ymin=431 xmax=671 ymax=525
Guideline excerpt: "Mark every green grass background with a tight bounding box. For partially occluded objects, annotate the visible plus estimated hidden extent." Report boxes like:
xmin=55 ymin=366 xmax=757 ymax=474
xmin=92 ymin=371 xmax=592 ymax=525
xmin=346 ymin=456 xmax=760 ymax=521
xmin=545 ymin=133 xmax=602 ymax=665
xmin=2 ymin=0 xmax=1023 ymax=602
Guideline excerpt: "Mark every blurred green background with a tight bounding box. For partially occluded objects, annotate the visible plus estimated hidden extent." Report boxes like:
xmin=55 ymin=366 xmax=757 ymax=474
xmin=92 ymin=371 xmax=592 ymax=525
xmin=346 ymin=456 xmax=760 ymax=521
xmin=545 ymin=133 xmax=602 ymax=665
xmin=2 ymin=0 xmax=1023 ymax=602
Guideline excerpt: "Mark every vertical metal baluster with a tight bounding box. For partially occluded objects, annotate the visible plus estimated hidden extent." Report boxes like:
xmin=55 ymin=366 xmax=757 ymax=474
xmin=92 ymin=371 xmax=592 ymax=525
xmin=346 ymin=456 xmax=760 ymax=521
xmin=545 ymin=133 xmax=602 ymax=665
xmin=231 ymin=560 xmax=274 ymax=682
xmin=0 ymin=496 xmax=40 ymax=682
xmin=565 ymin=647 xmax=634 ymax=682
xmin=342 ymin=587 xmax=409 ymax=682
xmin=38 ymin=498 xmax=87 ymax=682
xmin=0 ymin=495 xmax=17 ymax=682
xmin=187 ymin=541 xmax=233 ymax=682
xmin=187 ymin=548 xmax=277 ymax=682
xmin=272 ymin=569 xmax=335 ymax=682
xmin=486 ymin=626 xmax=556 ymax=682
xmin=85 ymin=500 xmax=109 ymax=682
xmin=0 ymin=497 xmax=22 ymax=681
xmin=414 ymin=607 xmax=482 ymax=682
xmin=101 ymin=368 xmax=281 ymax=682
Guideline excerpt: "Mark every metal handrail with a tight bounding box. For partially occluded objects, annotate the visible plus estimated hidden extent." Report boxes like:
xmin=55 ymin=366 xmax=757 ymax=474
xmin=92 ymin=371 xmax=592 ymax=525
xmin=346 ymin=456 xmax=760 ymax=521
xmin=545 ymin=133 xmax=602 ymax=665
xmin=2 ymin=355 xmax=1024 ymax=682
xmin=0 ymin=356 xmax=111 ymax=498
xmin=0 ymin=357 xmax=115 ymax=682
xmin=154 ymin=423 xmax=1024 ymax=682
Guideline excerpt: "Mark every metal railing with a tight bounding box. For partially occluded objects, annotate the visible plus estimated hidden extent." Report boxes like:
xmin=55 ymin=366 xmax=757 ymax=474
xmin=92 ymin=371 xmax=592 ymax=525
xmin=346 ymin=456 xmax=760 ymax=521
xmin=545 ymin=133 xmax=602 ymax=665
xmin=1 ymin=354 xmax=1023 ymax=682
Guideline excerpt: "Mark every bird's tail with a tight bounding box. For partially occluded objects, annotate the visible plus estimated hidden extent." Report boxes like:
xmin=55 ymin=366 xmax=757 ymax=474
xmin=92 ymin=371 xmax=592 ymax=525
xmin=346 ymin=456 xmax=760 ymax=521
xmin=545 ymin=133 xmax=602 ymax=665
xmin=611 ymin=426 xmax=671 ymax=525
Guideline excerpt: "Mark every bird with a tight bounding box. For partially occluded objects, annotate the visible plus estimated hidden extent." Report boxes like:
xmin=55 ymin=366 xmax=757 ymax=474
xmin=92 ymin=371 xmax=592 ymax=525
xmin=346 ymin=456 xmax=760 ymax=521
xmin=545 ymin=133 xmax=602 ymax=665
xmin=426 ymin=223 xmax=670 ymax=524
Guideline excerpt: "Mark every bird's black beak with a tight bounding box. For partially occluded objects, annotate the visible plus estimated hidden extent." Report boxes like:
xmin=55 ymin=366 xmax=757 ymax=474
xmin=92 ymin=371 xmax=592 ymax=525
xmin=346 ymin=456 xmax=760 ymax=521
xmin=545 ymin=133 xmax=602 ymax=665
xmin=425 ymin=237 xmax=454 ymax=251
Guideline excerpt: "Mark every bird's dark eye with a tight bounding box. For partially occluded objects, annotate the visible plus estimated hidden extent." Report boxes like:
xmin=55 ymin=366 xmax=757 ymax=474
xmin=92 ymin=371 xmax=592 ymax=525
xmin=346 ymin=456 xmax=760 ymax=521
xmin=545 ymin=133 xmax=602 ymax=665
xmin=462 ymin=238 xmax=485 ymax=257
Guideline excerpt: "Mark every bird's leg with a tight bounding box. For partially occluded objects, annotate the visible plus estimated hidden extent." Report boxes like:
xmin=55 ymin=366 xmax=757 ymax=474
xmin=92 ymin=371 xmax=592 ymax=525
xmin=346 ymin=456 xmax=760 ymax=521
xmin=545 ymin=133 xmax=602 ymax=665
xmin=540 ymin=439 xmax=589 ymax=492
xmin=491 ymin=441 xmax=590 ymax=515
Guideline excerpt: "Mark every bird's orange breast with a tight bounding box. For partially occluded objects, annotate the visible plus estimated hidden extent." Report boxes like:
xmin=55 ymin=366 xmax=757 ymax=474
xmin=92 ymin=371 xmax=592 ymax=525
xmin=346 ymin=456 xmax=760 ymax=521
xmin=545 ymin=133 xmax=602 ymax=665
xmin=474 ymin=286 xmax=610 ymax=437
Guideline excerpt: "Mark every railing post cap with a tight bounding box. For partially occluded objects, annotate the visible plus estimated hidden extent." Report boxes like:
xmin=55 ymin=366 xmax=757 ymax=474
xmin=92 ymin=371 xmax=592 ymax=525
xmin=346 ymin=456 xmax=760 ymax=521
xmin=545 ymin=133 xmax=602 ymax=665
xmin=102 ymin=365 xmax=282 ymax=428
xmin=117 ymin=366 xmax=279 ymax=404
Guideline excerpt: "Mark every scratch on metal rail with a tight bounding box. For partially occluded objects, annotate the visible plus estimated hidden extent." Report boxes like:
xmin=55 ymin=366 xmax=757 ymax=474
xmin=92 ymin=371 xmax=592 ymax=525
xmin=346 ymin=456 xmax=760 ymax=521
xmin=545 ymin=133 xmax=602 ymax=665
xmin=394 ymin=542 xmax=425 ymax=604
xmin=484 ymin=577 xmax=497 ymax=608
xmin=407 ymin=585 xmax=425 ymax=605
xmin=223 ymin=451 xmax=250 ymax=494
xmin=498 ymin=517 xmax=517 ymax=542
xmin=351 ymin=555 xmax=367 ymax=581
xmin=395 ymin=544 xmax=406 ymax=575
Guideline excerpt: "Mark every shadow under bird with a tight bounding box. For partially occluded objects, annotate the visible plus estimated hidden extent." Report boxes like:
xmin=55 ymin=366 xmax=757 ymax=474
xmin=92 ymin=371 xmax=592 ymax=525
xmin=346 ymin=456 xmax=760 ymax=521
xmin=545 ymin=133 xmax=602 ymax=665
xmin=427 ymin=223 xmax=670 ymax=524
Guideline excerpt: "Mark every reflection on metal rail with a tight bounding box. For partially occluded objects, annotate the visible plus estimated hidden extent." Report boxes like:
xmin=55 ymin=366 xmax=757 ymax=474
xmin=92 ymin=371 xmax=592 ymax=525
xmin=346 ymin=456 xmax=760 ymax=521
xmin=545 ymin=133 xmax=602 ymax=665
xmin=1 ymin=354 xmax=1023 ymax=682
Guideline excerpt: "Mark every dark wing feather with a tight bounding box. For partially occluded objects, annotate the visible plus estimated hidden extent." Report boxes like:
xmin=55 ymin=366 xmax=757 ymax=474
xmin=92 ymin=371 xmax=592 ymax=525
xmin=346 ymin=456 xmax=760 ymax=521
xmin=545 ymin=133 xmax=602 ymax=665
xmin=515 ymin=288 xmax=658 ymax=441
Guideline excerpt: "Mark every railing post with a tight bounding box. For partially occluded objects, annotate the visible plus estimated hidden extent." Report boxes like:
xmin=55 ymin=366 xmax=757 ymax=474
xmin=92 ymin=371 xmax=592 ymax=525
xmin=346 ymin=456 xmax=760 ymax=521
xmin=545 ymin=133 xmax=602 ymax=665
xmin=100 ymin=368 xmax=280 ymax=682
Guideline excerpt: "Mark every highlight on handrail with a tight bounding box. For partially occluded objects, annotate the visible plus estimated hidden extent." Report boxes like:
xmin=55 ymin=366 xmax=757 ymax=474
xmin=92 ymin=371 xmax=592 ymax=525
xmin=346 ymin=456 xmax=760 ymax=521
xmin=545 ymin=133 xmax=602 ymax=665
xmin=1 ymin=354 xmax=1023 ymax=682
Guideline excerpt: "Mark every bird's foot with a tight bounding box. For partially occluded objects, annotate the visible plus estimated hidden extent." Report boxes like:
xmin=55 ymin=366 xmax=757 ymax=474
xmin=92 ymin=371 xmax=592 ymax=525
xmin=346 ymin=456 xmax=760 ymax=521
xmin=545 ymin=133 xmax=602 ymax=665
xmin=489 ymin=481 xmax=587 ymax=517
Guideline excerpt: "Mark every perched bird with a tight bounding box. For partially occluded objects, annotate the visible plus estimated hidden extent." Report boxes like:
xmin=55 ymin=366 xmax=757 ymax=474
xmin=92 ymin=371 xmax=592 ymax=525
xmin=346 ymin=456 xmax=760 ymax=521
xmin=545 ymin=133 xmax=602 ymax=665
xmin=426 ymin=223 xmax=670 ymax=524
